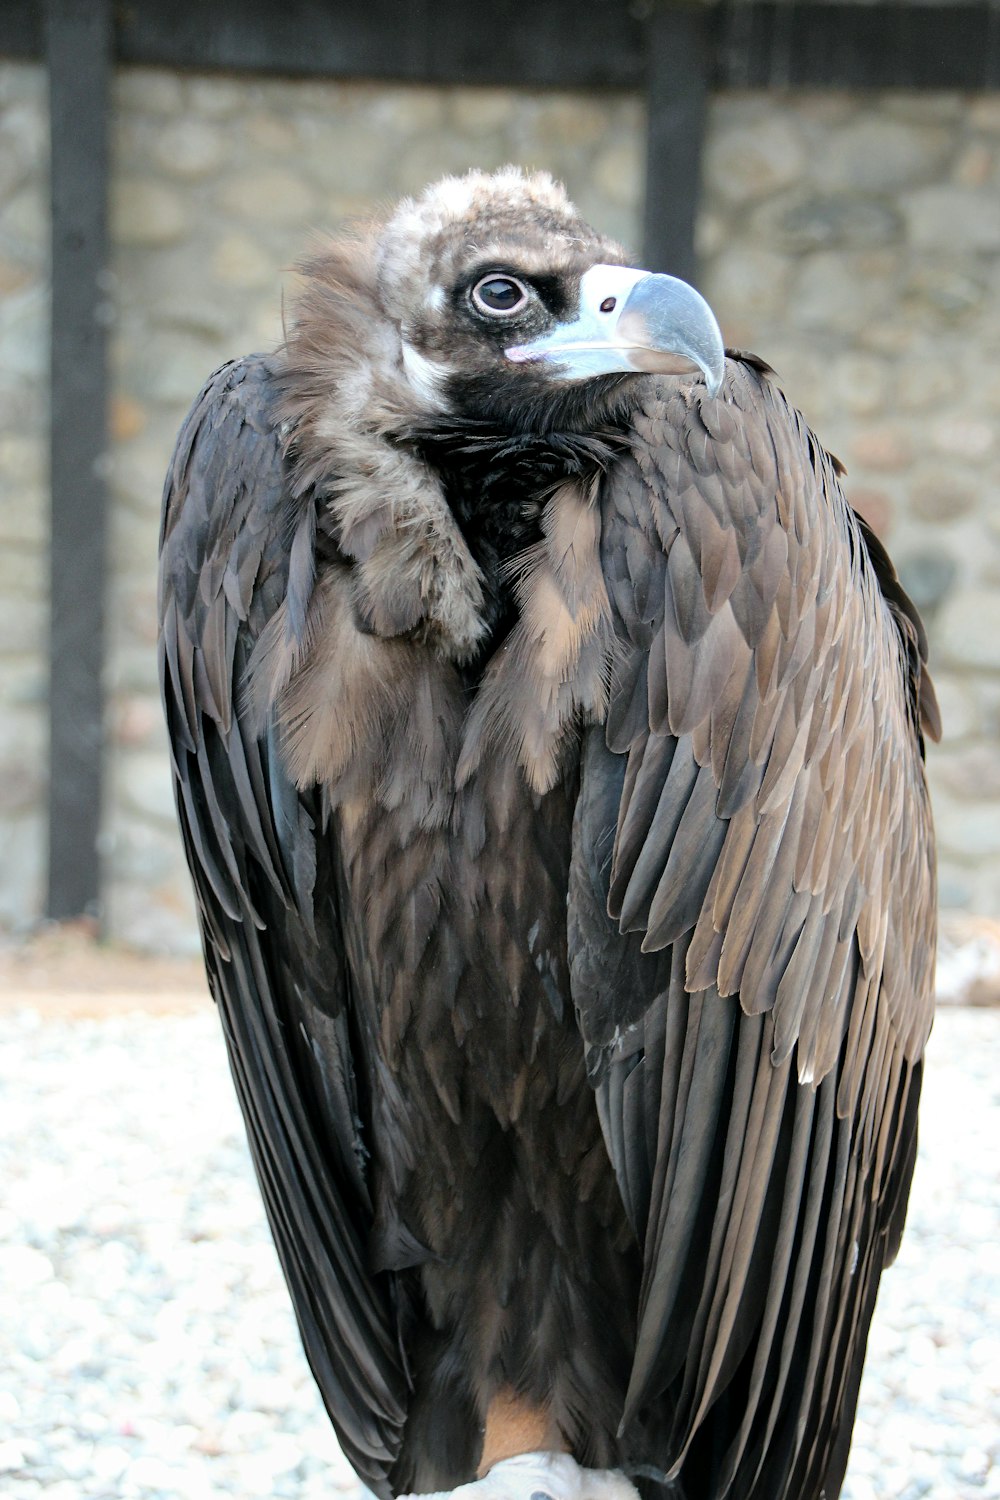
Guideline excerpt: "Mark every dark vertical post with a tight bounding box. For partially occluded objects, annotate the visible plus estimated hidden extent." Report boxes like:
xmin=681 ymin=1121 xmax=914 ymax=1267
xmin=45 ymin=0 xmax=112 ymax=921
xmin=642 ymin=2 xmax=711 ymax=284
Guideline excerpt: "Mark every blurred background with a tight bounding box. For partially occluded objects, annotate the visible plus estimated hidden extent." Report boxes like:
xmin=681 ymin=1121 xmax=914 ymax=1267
xmin=0 ymin=0 xmax=999 ymax=954
xmin=2 ymin=6 xmax=999 ymax=1500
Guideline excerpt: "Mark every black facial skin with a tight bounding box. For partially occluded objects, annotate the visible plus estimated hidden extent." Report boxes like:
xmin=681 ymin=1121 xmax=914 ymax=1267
xmin=404 ymin=249 xmax=646 ymax=666
xmin=434 ymin=257 xmax=640 ymax=435
xmin=457 ymin=263 xmax=575 ymax=350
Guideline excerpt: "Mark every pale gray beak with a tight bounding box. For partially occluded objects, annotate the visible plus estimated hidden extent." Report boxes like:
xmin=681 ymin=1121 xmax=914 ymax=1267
xmin=505 ymin=264 xmax=725 ymax=396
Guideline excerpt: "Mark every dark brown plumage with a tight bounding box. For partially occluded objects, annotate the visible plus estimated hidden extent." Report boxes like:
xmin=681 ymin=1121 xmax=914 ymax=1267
xmin=158 ymin=169 xmax=937 ymax=1500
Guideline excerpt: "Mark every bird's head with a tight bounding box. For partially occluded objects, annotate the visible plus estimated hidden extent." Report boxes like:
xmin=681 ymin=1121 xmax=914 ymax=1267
xmin=277 ymin=169 xmax=727 ymax=666
xmin=374 ymin=167 xmax=725 ymax=430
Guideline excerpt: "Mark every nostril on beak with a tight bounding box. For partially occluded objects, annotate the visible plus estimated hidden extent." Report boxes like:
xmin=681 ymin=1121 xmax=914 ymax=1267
xmin=599 ymin=297 xmax=617 ymax=313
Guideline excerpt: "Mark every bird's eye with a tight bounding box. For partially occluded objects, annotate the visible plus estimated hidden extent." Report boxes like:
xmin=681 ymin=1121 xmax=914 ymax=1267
xmin=471 ymin=275 xmax=530 ymax=317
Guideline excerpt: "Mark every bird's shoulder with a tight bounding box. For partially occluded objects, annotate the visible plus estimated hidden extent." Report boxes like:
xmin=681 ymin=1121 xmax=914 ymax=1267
xmin=586 ymin=356 xmax=937 ymax=1080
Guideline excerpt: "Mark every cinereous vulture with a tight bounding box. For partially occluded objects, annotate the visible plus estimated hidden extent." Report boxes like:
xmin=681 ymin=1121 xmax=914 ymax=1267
xmin=158 ymin=168 xmax=939 ymax=1500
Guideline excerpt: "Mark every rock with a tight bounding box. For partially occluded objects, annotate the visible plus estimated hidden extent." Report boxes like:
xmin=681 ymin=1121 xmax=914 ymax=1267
xmin=115 ymin=750 xmax=179 ymax=827
xmin=933 ymin=745 xmax=1000 ymax=801
xmin=211 ymin=233 xmax=282 ymax=291
xmin=754 ymin=192 xmax=901 ymax=252
xmin=153 ymin=119 xmax=227 ymax=180
xmin=108 ymin=642 xmax=160 ymax=695
xmin=0 ymin=659 xmax=45 ymax=719
xmin=856 ymin=317 xmax=918 ymax=359
xmin=0 ymin=436 xmax=45 ymax=540
xmin=114 ymin=580 xmax=160 ymax=647
xmin=0 ymin=257 xmax=33 ymax=296
xmin=185 ymin=75 xmax=248 ymax=118
xmin=369 ymin=86 xmax=447 ymax=134
xmin=896 ymin=549 xmax=958 ymax=616
xmin=969 ymin=97 xmax=1000 ymax=133
xmin=3 ymin=183 xmax=46 ymax=252
xmin=935 ymin=801 xmax=1000 ymax=858
xmin=902 ymin=185 xmax=1000 ymax=253
xmin=793 ymin=251 xmax=895 ymax=333
xmin=953 ymin=141 xmax=995 ymax=189
xmin=0 ymin=810 xmax=42 ymax=924
xmin=753 ymin=344 xmax=830 ymax=429
xmin=884 ymin=93 xmax=964 ymax=125
xmin=904 ymin=261 xmax=987 ymax=321
xmin=243 ymin=111 xmax=301 ymax=156
xmin=393 ymin=133 xmax=506 ymax=197
xmin=848 ymin=486 xmax=894 ymax=539
xmin=0 ymin=94 xmax=47 ymax=189
xmin=929 ymin=674 xmax=979 ymax=741
xmin=819 ymin=117 xmax=951 ymax=191
xmin=114 ymin=67 xmax=185 ymax=115
xmin=896 ymin=352 xmax=967 ymax=412
xmin=910 ymin=469 xmax=977 ymax=522
xmin=0 ymin=283 xmax=46 ymax=381
xmin=578 ymin=96 xmax=642 ymax=151
xmin=936 ymin=588 xmax=1000 ymax=669
xmin=112 ymin=695 xmax=164 ymax=751
xmin=0 ymin=1245 xmax=53 ymax=1288
xmin=248 ymin=302 xmax=288 ymax=351
xmin=852 ymin=426 xmax=913 ymax=473
xmin=591 ymin=140 xmax=642 ymax=209
xmin=110 ymin=394 xmax=147 ymax=443
xmin=567 ymin=191 xmax=639 ymax=261
xmin=127 ymin=329 xmax=228 ymax=408
xmin=449 ymin=88 xmax=516 ymax=136
xmin=110 ymin=441 xmax=174 ymax=523
xmin=219 ymin=170 xmax=315 ymax=227
xmin=705 ymin=115 xmax=806 ymax=204
xmin=112 ymin=179 xmax=188 ymax=248
xmin=829 ymin=352 xmax=890 ymax=417
xmin=703 ymin=247 xmax=792 ymax=331
xmin=0 ymin=703 xmax=44 ymax=811
xmin=694 ymin=209 xmax=728 ymax=261
xmin=0 ymin=594 xmax=44 ymax=655
xmin=0 ymin=755 xmax=42 ymax=817
xmin=928 ymin=416 xmax=994 ymax=459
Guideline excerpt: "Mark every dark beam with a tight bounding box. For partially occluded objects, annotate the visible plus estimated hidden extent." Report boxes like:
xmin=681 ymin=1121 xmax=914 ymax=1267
xmin=0 ymin=0 xmax=42 ymax=57
xmin=643 ymin=5 xmax=711 ymax=283
xmin=5 ymin=3 xmax=999 ymax=90
xmin=716 ymin=1 xmax=1000 ymax=89
xmin=112 ymin=0 xmax=647 ymax=87
xmin=45 ymin=0 xmax=111 ymax=922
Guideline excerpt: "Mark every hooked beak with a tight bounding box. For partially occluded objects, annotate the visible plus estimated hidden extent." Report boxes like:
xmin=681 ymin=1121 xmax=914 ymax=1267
xmin=505 ymin=264 xmax=725 ymax=397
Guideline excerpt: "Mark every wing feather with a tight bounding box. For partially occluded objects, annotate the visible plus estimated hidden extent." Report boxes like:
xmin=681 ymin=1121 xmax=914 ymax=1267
xmin=569 ymin=359 xmax=935 ymax=1498
xmin=158 ymin=356 xmax=406 ymax=1494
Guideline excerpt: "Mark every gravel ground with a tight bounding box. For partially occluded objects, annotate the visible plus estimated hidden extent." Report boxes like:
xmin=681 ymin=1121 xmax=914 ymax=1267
xmin=1 ymin=1002 xmax=998 ymax=1500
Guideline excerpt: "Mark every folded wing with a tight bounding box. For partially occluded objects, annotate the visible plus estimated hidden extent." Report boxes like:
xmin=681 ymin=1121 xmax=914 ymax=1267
xmin=158 ymin=356 xmax=407 ymax=1495
xmin=569 ymin=358 xmax=936 ymax=1500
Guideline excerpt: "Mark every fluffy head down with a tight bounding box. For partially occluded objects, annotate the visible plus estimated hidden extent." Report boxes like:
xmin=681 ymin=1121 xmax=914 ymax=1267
xmin=271 ymin=168 xmax=630 ymax=678
xmin=373 ymin=168 xmax=628 ymax=408
xmin=375 ymin=167 xmax=625 ymax=332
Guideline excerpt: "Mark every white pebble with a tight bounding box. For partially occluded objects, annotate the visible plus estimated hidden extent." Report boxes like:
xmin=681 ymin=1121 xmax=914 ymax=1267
xmin=0 ymin=1007 xmax=997 ymax=1500
xmin=0 ymin=1246 xmax=54 ymax=1289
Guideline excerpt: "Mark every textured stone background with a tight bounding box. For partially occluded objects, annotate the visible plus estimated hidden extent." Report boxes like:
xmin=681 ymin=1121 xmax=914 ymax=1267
xmin=1 ymin=62 xmax=998 ymax=949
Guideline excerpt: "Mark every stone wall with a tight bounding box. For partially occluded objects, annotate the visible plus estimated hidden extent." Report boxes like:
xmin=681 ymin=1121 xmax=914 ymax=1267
xmin=103 ymin=72 xmax=644 ymax=951
xmin=697 ymin=91 xmax=1000 ymax=915
xmin=0 ymin=64 xmax=48 ymax=929
xmin=0 ymin=60 xmax=998 ymax=948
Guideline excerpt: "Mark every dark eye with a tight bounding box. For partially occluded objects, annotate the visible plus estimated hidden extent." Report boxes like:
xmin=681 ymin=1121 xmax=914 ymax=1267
xmin=471 ymin=274 xmax=530 ymax=317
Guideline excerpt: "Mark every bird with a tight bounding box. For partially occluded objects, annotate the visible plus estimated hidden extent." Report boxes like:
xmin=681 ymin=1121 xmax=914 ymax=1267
xmin=158 ymin=167 xmax=939 ymax=1500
